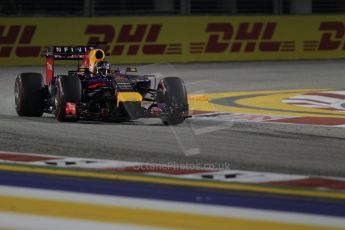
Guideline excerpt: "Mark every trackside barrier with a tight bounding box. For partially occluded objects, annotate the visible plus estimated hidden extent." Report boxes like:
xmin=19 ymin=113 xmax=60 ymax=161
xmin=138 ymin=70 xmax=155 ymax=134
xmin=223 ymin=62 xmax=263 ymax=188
xmin=0 ymin=16 xmax=345 ymax=65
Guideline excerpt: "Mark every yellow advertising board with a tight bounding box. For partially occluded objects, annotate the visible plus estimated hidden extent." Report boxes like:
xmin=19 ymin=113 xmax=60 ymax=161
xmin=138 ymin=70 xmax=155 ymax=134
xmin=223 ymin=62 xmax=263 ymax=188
xmin=0 ymin=16 xmax=345 ymax=65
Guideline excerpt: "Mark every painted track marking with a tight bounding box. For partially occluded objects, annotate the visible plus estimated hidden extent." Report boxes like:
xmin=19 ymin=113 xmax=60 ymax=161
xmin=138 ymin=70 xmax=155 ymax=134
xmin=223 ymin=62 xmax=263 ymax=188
xmin=189 ymin=89 xmax=345 ymax=126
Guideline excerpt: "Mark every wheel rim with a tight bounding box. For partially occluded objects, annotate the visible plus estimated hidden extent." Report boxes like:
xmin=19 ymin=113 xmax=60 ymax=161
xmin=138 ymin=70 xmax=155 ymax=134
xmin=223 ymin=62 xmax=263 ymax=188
xmin=55 ymin=89 xmax=62 ymax=117
xmin=14 ymin=80 xmax=21 ymax=111
xmin=54 ymin=91 xmax=59 ymax=110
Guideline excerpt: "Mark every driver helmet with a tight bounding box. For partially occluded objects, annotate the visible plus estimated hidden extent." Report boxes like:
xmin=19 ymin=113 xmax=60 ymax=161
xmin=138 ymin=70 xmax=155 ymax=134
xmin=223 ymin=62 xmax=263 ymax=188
xmin=94 ymin=61 xmax=110 ymax=75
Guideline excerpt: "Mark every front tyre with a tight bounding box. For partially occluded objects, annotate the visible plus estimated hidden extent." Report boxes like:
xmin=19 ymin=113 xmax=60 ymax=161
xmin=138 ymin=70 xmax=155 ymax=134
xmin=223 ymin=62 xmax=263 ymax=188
xmin=14 ymin=72 xmax=44 ymax=117
xmin=156 ymin=77 xmax=188 ymax=125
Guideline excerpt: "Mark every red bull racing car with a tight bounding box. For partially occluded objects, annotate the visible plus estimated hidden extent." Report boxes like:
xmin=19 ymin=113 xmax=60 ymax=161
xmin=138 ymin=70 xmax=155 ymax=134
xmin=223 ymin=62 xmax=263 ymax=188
xmin=14 ymin=46 xmax=189 ymax=125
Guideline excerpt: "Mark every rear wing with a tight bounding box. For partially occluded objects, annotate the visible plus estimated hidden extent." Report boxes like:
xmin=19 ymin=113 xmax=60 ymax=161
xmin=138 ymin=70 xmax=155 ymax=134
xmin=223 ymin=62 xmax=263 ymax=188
xmin=46 ymin=46 xmax=95 ymax=84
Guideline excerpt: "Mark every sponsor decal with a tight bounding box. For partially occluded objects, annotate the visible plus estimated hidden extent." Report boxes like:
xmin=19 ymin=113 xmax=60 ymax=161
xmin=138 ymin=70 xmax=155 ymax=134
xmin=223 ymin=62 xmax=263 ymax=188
xmin=0 ymin=25 xmax=41 ymax=57
xmin=282 ymin=90 xmax=345 ymax=111
xmin=1 ymin=16 xmax=345 ymax=64
xmin=85 ymin=24 xmax=181 ymax=56
xmin=305 ymin=21 xmax=345 ymax=51
xmin=46 ymin=62 xmax=53 ymax=71
xmin=193 ymin=22 xmax=294 ymax=54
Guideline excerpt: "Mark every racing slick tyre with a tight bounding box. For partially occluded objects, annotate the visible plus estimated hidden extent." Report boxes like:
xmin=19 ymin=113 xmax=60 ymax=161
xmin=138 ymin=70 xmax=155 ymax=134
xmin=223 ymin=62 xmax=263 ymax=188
xmin=14 ymin=72 xmax=44 ymax=117
xmin=156 ymin=77 xmax=188 ymax=125
xmin=55 ymin=75 xmax=82 ymax=122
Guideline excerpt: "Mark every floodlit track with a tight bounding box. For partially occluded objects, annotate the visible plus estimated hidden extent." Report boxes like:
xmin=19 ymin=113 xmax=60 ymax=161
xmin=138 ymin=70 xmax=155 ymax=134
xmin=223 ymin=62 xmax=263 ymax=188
xmin=1 ymin=60 xmax=345 ymax=177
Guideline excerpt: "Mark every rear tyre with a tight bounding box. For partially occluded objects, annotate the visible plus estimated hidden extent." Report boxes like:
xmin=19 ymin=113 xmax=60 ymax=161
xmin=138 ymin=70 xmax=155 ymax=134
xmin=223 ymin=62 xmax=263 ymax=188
xmin=156 ymin=77 xmax=188 ymax=125
xmin=55 ymin=75 xmax=82 ymax=122
xmin=14 ymin=72 xmax=44 ymax=117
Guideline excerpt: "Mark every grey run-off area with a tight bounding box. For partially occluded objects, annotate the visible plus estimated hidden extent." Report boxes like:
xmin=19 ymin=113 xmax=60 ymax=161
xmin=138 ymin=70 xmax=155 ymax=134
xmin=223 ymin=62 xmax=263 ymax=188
xmin=1 ymin=60 xmax=345 ymax=177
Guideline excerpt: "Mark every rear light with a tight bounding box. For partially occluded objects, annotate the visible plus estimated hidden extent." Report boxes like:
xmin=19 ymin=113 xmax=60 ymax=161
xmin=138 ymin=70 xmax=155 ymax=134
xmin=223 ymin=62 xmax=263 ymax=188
xmin=150 ymin=107 xmax=162 ymax=115
xmin=65 ymin=102 xmax=76 ymax=115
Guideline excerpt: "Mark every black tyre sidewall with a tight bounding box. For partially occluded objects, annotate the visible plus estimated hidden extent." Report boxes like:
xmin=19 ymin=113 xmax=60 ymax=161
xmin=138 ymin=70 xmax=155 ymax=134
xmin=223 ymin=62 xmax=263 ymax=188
xmin=15 ymin=73 xmax=44 ymax=117
xmin=55 ymin=81 xmax=65 ymax=121
xmin=157 ymin=77 xmax=188 ymax=125
xmin=55 ymin=75 xmax=81 ymax=122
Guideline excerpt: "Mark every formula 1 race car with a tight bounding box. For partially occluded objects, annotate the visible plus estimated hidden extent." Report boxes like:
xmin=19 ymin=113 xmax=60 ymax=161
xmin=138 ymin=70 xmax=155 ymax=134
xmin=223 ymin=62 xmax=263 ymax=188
xmin=14 ymin=46 xmax=189 ymax=125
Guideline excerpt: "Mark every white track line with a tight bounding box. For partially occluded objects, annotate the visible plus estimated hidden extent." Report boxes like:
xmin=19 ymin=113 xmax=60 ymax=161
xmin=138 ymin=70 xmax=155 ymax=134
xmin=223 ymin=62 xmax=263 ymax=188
xmin=323 ymin=91 xmax=345 ymax=95
xmin=286 ymin=95 xmax=340 ymax=103
xmin=0 ymin=212 xmax=160 ymax=230
xmin=282 ymin=99 xmax=331 ymax=107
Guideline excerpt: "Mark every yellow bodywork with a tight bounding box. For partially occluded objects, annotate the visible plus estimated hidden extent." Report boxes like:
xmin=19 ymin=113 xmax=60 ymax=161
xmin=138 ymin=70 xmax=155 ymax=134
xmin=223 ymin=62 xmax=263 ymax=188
xmin=116 ymin=92 xmax=143 ymax=107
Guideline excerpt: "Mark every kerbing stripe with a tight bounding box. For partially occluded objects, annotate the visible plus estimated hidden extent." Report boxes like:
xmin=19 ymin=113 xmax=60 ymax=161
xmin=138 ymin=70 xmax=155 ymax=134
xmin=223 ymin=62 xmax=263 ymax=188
xmin=0 ymin=195 xmax=343 ymax=230
xmin=0 ymin=164 xmax=345 ymax=200
xmin=0 ymin=185 xmax=344 ymax=228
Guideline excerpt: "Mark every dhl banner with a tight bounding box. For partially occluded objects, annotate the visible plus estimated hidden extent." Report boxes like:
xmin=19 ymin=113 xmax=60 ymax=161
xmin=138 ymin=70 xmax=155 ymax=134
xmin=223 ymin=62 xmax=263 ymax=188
xmin=1 ymin=16 xmax=345 ymax=65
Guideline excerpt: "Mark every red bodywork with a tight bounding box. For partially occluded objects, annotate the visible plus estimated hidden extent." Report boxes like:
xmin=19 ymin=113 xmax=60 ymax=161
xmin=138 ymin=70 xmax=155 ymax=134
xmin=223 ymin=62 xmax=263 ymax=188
xmin=45 ymin=56 xmax=54 ymax=85
xmin=45 ymin=46 xmax=95 ymax=85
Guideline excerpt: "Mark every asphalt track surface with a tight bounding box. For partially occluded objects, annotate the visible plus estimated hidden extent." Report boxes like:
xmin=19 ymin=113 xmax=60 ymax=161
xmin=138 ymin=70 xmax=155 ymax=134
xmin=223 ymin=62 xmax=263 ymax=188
xmin=1 ymin=60 xmax=345 ymax=177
